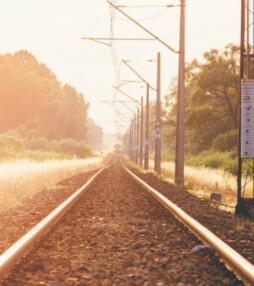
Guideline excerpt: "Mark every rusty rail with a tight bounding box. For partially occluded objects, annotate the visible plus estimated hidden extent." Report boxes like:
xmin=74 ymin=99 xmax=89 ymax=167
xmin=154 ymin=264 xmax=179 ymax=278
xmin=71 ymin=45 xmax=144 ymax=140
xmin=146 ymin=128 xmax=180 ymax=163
xmin=124 ymin=166 xmax=254 ymax=286
xmin=0 ymin=168 xmax=104 ymax=279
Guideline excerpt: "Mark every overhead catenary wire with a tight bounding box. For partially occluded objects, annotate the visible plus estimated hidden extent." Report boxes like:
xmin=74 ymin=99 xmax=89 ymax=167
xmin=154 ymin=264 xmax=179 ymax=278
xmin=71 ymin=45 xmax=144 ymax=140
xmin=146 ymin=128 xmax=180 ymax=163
xmin=117 ymin=5 xmax=178 ymax=8
xmin=115 ymin=7 xmax=174 ymax=22
xmin=107 ymin=1 xmax=178 ymax=54
xmin=83 ymin=9 xmax=109 ymax=37
xmin=109 ymin=0 xmax=122 ymax=137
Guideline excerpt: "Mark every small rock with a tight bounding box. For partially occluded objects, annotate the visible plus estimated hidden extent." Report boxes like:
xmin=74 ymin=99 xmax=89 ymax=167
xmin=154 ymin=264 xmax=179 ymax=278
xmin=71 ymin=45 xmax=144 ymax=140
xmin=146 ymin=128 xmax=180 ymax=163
xmin=126 ymin=267 xmax=138 ymax=273
xmin=50 ymin=283 xmax=65 ymax=286
xmin=101 ymin=278 xmax=112 ymax=286
xmin=75 ymin=280 xmax=88 ymax=286
xmin=117 ymin=247 xmax=128 ymax=252
xmin=126 ymin=274 xmax=135 ymax=279
xmin=78 ymin=265 xmax=89 ymax=272
xmin=67 ymin=278 xmax=78 ymax=282
xmin=191 ymin=245 xmax=214 ymax=253
xmin=90 ymin=223 xmax=98 ymax=230
xmin=87 ymin=280 xmax=98 ymax=286
xmin=156 ymin=282 xmax=165 ymax=286
xmin=132 ymin=242 xmax=143 ymax=250
xmin=82 ymin=274 xmax=91 ymax=280
xmin=139 ymin=229 xmax=149 ymax=235
xmin=182 ymin=262 xmax=195 ymax=270
xmin=133 ymin=259 xmax=141 ymax=265
xmin=160 ymin=257 xmax=169 ymax=264
xmin=168 ymin=263 xmax=180 ymax=270
xmin=114 ymin=279 xmax=121 ymax=284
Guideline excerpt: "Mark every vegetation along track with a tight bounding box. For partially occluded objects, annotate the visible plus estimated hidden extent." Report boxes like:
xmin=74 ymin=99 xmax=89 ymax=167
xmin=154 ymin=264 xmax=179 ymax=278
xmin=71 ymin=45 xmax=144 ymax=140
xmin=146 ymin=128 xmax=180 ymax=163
xmin=0 ymin=161 xmax=253 ymax=285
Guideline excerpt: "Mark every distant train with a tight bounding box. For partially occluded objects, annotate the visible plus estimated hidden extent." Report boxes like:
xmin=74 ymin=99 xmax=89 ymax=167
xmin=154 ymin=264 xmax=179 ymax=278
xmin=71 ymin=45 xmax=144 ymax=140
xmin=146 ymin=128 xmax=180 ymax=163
xmin=114 ymin=143 xmax=122 ymax=155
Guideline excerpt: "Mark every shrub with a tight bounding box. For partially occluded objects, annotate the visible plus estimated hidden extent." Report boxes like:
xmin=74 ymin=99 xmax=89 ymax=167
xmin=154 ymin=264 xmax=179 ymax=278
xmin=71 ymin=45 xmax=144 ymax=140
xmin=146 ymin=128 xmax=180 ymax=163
xmin=0 ymin=135 xmax=25 ymax=152
xmin=25 ymin=137 xmax=48 ymax=151
xmin=212 ymin=129 xmax=238 ymax=152
xmin=185 ymin=151 xmax=238 ymax=175
xmin=0 ymin=131 xmax=91 ymax=160
xmin=59 ymin=138 xmax=91 ymax=158
xmin=23 ymin=137 xmax=91 ymax=158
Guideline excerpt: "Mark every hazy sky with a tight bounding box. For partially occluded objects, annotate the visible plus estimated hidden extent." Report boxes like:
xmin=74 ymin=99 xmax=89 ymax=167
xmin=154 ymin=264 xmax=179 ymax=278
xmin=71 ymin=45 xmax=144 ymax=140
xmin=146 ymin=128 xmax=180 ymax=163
xmin=0 ymin=0 xmax=240 ymax=134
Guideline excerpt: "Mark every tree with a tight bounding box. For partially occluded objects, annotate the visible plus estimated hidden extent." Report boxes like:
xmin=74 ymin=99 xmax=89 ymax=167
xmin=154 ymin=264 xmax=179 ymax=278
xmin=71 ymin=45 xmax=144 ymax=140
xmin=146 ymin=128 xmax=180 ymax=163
xmin=163 ymin=44 xmax=240 ymax=154
xmin=62 ymin=84 xmax=89 ymax=141
xmin=87 ymin=118 xmax=103 ymax=150
xmin=0 ymin=50 xmax=90 ymax=142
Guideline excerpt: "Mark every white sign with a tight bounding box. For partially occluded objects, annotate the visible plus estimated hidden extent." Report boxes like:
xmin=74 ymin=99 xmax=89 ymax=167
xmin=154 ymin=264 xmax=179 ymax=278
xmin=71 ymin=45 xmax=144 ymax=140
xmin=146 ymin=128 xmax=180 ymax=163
xmin=241 ymin=82 xmax=254 ymax=158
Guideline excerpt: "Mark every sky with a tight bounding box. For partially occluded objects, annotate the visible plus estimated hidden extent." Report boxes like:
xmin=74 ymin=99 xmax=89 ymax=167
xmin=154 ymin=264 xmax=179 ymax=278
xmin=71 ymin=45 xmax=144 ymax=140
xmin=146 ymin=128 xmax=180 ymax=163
xmin=0 ymin=0 xmax=241 ymax=134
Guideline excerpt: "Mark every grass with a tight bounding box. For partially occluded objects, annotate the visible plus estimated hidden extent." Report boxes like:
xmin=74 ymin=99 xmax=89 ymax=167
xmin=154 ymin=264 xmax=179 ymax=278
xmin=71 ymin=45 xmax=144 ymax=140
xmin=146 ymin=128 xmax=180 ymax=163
xmin=144 ymin=160 xmax=253 ymax=212
xmin=0 ymin=157 xmax=103 ymax=209
xmin=0 ymin=147 xmax=76 ymax=162
xmin=160 ymin=151 xmax=239 ymax=176
xmin=184 ymin=151 xmax=238 ymax=176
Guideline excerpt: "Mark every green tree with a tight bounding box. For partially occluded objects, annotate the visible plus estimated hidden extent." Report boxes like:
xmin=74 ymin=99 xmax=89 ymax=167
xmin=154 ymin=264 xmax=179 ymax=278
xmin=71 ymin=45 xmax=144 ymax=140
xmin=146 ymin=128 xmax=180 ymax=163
xmin=163 ymin=44 xmax=240 ymax=154
xmin=0 ymin=50 xmax=90 ymax=142
xmin=62 ymin=84 xmax=89 ymax=141
xmin=87 ymin=118 xmax=103 ymax=150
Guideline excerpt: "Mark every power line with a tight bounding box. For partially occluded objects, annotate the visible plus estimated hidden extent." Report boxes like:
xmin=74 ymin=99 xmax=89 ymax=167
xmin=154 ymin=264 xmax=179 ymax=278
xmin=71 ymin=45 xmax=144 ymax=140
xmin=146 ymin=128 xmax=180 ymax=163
xmin=82 ymin=37 xmax=156 ymax=41
xmin=83 ymin=9 xmax=109 ymax=37
xmin=107 ymin=1 xmax=178 ymax=54
xmin=117 ymin=5 xmax=178 ymax=8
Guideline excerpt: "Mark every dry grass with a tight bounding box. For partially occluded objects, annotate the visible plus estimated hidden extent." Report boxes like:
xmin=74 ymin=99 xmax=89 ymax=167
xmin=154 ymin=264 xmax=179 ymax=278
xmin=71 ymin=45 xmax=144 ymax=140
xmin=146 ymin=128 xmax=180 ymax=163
xmin=155 ymin=161 xmax=253 ymax=208
xmin=0 ymin=157 xmax=103 ymax=209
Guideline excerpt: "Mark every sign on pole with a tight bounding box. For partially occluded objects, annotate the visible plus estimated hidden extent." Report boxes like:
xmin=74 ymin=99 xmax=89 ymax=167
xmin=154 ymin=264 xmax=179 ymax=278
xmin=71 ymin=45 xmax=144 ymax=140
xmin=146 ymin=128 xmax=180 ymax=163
xmin=241 ymin=81 xmax=254 ymax=158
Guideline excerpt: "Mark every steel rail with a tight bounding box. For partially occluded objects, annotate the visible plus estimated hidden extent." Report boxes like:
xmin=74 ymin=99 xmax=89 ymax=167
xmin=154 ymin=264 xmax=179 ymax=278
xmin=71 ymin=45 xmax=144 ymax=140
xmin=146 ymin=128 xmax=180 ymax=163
xmin=124 ymin=166 xmax=254 ymax=286
xmin=0 ymin=168 xmax=105 ymax=280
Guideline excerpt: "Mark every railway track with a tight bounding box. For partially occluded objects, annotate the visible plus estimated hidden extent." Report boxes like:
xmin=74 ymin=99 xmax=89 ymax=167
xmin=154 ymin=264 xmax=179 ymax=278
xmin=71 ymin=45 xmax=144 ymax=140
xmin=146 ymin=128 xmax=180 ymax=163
xmin=0 ymin=160 xmax=253 ymax=285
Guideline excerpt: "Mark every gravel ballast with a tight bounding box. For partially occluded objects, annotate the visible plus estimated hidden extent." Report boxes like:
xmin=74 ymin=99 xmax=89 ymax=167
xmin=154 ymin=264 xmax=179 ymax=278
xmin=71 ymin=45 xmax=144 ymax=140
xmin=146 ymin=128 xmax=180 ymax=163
xmin=0 ymin=170 xmax=99 ymax=255
xmin=1 ymin=162 xmax=244 ymax=285
xmin=127 ymin=163 xmax=254 ymax=265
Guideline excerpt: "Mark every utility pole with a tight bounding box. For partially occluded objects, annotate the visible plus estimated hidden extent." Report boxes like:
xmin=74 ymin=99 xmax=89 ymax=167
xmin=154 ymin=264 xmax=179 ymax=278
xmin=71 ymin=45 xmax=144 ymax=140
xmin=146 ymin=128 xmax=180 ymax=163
xmin=236 ymin=0 xmax=254 ymax=215
xmin=128 ymin=127 xmax=131 ymax=158
xmin=247 ymin=0 xmax=250 ymax=78
xmin=237 ymin=0 xmax=245 ymax=206
xmin=123 ymin=133 xmax=127 ymax=155
xmin=140 ymin=96 xmax=144 ymax=166
xmin=133 ymin=114 xmax=137 ymax=163
xmin=175 ymin=0 xmax=185 ymax=187
xmin=132 ymin=119 xmax=135 ymax=162
xmin=130 ymin=120 xmax=132 ymax=161
xmin=136 ymin=108 xmax=140 ymax=164
xmin=144 ymin=83 xmax=150 ymax=170
xmin=154 ymin=52 xmax=161 ymax=172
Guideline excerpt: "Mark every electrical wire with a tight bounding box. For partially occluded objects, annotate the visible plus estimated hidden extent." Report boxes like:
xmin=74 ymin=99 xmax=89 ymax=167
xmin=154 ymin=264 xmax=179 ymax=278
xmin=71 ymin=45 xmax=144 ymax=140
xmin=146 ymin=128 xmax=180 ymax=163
xmin=109 ymin=0 xmax=123 ymax=136
xmin=117 ymin=5 xmax=177 ymax=8
xmin=84 ymin=9 xmax=109 ymax=37
xmin=115 ymin=7 xmax=170 ymax=22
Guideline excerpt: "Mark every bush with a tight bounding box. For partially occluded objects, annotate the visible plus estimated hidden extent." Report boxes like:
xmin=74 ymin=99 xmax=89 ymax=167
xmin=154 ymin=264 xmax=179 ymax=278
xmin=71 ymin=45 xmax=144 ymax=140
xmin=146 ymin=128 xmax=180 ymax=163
xmin=23 ymin=137 xmax=91 ymax=158
xmin=185 ymin=151 xmax=238 ymax=175
xmin=22 ymin=149 xmax=74 ymax=161
xmin=212 ymin=129 xmax=238 ymax=152
xmin=0 ymin=135 xmax=26 ymax=160
xmin=0 ymin=129 xmax=92 ymax=160
xmin=25 ymin=137 xmax=48 ymax=151
xmin=59 ymin=138 xmax=91 ymax=158
xmin=0 ymin=135 xmax=25 ymax=152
